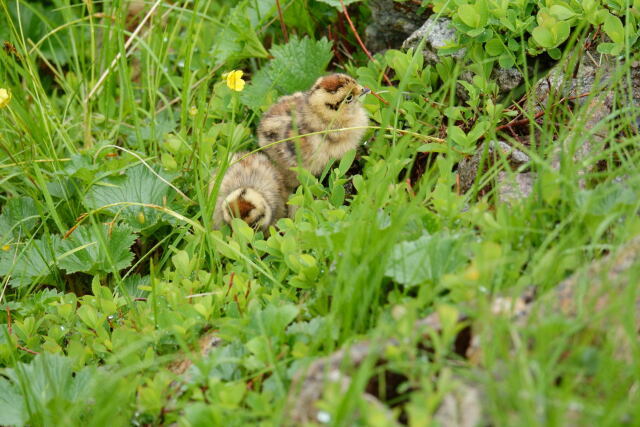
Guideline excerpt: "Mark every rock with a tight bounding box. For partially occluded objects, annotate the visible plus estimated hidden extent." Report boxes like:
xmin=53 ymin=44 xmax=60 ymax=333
xmin=537 ymin=234 xmax=640 ymax=330
xmin=489 ymin=234 xmax=640 ymax=330
xmin=286 ymin=341 xmax=378 ymax=424
xmin=402 ymin=16 xmax=523 ymax=95
xmin=286 ymin=310 xmax=473 ymax=424
xmin=496 ymin=171 xmax=535 ymax=203
xmin=401 ymin=16 xmax=466 ymax=63
xmin=532 ymin=41 xmax=640 ymax=187
xmin=433 ymin=380 xmax=484 ymax=427
xmin=492 ymin=66 xmax=523 ymax=94
xmin=531 ymin=44 xmax=640 ymax=108
xmin=550 ymin=92 xmax=613 ymax=188
xmin=365 ymin=0 xmax=426 ymax=53
xmin=457 ymin=140 xmax=530 ymax=194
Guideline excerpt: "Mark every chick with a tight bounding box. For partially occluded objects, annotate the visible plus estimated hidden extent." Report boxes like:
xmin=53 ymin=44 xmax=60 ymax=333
xmin=257 ymin=73 xmax=370 ymax=189
xmin=212 ymin=151 xmax=289 ymax=233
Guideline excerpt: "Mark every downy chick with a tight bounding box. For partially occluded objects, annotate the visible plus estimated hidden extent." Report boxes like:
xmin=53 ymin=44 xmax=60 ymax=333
xmin=212 ymin=151 xmax=289 ymax=233
xmin=257 ymin=73 xmax=369 ymax=190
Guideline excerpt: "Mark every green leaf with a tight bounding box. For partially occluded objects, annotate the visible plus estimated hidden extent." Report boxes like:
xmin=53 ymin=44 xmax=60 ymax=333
xmin=57 ymin=224 xmax=136 ymax=275
xmin=3 ymin=354 xmax=96 ymax=420
xmin=210 ymin=3 xmax=269 ymax=64
xmin=84 ymin=164 xmax=176 ymax=232
xmin=0 ymin=377 xmax=26 ymax=427
xmin=0 ymin=197 xmax=39 ymax=243
xmin=172 ymin=250 xmax=192 ymax=277
xmin=532 ymin=25 xmax=556 ymax=48
xmin=268 ymin=36 xmax=333 ymax=93
xmin=0 ymin=237 xmax=61 ymax=288
xmin=548 ymin=47 xmax=563 ymax=59
xmin=552 ymin=21 xmax=570 ymax=45
xmin=385 ymin=232 xmax=468 ymax=287
xmin=251 ymin=303 xmax=300 ymax=337
xmin=467 ymin=120 xmax=490 ymax=142
xmin=240 ymin=36 xmax=333 ymax=111
xmin=485 ymin=38 xmax=505 ymax=56
xmin=458 ymin=4 xmax=481 ymax=28
xmin=603 ymin=14 xmax=625 ymax=45
xmin=498 ymin=53 xmax=515 ymax=68
xmin=337 ymin=149 xmax=357 ymax=177
xmin=596 ymin=42 xmax=622 ymax=55
xmin=417 ymin=143 xmax=449 ymax=153
xmin=549 ymin=5 xmax=577 ymax=20
xmin=447 ymin=126 xmax=469 ymax=147
xmin=315 ymin=0 xmax=361 ymax=9
xmin=77 ymin=304 xmax=105 ymax=330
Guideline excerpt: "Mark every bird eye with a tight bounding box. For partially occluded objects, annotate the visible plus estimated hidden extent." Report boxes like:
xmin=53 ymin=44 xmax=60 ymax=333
xmin=345 ymin=94 xmax=354 ymax=103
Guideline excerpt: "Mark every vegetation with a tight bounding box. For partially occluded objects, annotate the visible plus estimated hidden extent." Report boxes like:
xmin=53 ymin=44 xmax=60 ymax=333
xmin=1 ymin=0 xmax=639 ymax=425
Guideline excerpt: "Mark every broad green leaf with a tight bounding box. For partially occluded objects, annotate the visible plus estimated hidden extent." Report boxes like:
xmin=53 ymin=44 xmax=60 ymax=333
xmin=552 ymin=21 xmax=570 ymax=45
xmin=498 ymin=53 xmax=515 ymax=68
xmin=84 ymin=164 xmax=176 ymax=232
xmin=458 ymin=4 xmax=481 ymax=28
xmin=250 ymin=303 xmax=300 ymax=337
xmin=210 ymin=2 xmax=269 ymax=64
xmin=0 ymin=377 xmax=26 ymax=427
xmin=385 ymin=232 xmax=468 ymax=287
xmin=549 ymin=5 xmax=576 ymax=20
xmin=532 ymin=25 xmax=555 ymax=48
xmin=447 ymin=126 xmax=469 ymax=146
xmin=597 ymin=42 xmax=622 ymax=55
xmin=4 ymin=354 xmax=96 ymax=420
xmin=77 ymin=305 xmax=104 ymax=330
xmin=337 ymin=149 xmax=357 ymax=177
xmin=267 ymin=35 xmax=333 ymax=93
xmin=315 ymin=0 xmax=361 ymax=9
xmin=0 ymin=237 xmax=61 ymax=288
xmin=485 ymin=38 xmax=505 ymax=56
xmin=0 ymin=197 xmax=39 ymax=243
xmin=172 ymin=250 xmax=192 ymax=277
xmin=603 ymin=14 xmax=625 ymax=45
xmin=57 ymin=224 xmax=137 ymax=275
xmin=467 ymin=120 xmax=490 ymax=142
xmin=240 ymin=36 xmax=333 ymax=111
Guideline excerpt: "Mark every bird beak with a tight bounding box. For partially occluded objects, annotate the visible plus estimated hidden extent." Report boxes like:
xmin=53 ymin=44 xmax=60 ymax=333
xmin=360 ymin=87 xmax=371 ymax=97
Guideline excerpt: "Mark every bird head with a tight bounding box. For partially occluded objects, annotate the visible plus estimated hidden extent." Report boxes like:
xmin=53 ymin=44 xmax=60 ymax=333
xmin=307 ymin=73 xmax=369 ymax=127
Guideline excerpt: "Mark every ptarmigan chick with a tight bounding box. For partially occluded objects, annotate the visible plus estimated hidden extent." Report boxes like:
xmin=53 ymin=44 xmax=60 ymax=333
xmin=257 ymin=73 xmax=369 ymax=189
xmin=212 ymin=152 xmax=289 ymax=233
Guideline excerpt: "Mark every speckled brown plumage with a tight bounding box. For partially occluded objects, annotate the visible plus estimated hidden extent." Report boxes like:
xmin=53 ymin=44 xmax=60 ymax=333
xmin=211 ymin=151 xmax=289 ymax=233
xmin=257 ymin=73 xmax=369 ymax=190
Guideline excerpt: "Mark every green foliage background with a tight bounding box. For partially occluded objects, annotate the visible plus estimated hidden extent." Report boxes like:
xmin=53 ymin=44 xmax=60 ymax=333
xmin=0 ymin=0 xmax=639 ymax=425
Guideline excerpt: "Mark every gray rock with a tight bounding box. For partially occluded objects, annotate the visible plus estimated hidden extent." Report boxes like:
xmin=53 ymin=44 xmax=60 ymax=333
xmin=286 ymin=341 xmax=378 ymax=424
xmin=402 ymin=16 xmax=523 ymax=96
xmin=433 ymin=380 xmax=483 ymax=427
xmin=496 ymin=171 xmax=536 ymax=203
xmin=401 ymin=15 xmax=466 ymax=63
xmin=551 ymin=95 xmax=613 ymax=188
xmin=492 ymin=66 xmax=524 ymax=94
xmin=531 ymin=46 xmax=630 ymax=107
xmin=537 ymin=234 xmax=640 ymax=330
xmin=458 ymin=140 xmax=530 ymax=194
xmin=365 ymin=0 xmax=426 ymax=53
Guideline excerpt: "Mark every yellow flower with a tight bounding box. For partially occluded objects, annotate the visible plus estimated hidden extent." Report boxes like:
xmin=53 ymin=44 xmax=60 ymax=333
xmin=0 ymin=88 xmax=11 ymax=108
xmin=1 ymin=244 xmax=10 ymax=251
xmin=223 ymin=70 xmax=245 ymax=92
xmin=189 ymin=106 xmax=198 ymax=117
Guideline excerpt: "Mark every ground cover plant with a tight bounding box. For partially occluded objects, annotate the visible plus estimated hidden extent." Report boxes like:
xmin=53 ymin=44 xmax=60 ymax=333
xmin=1 ymin=0 xmax=639 ymax=425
